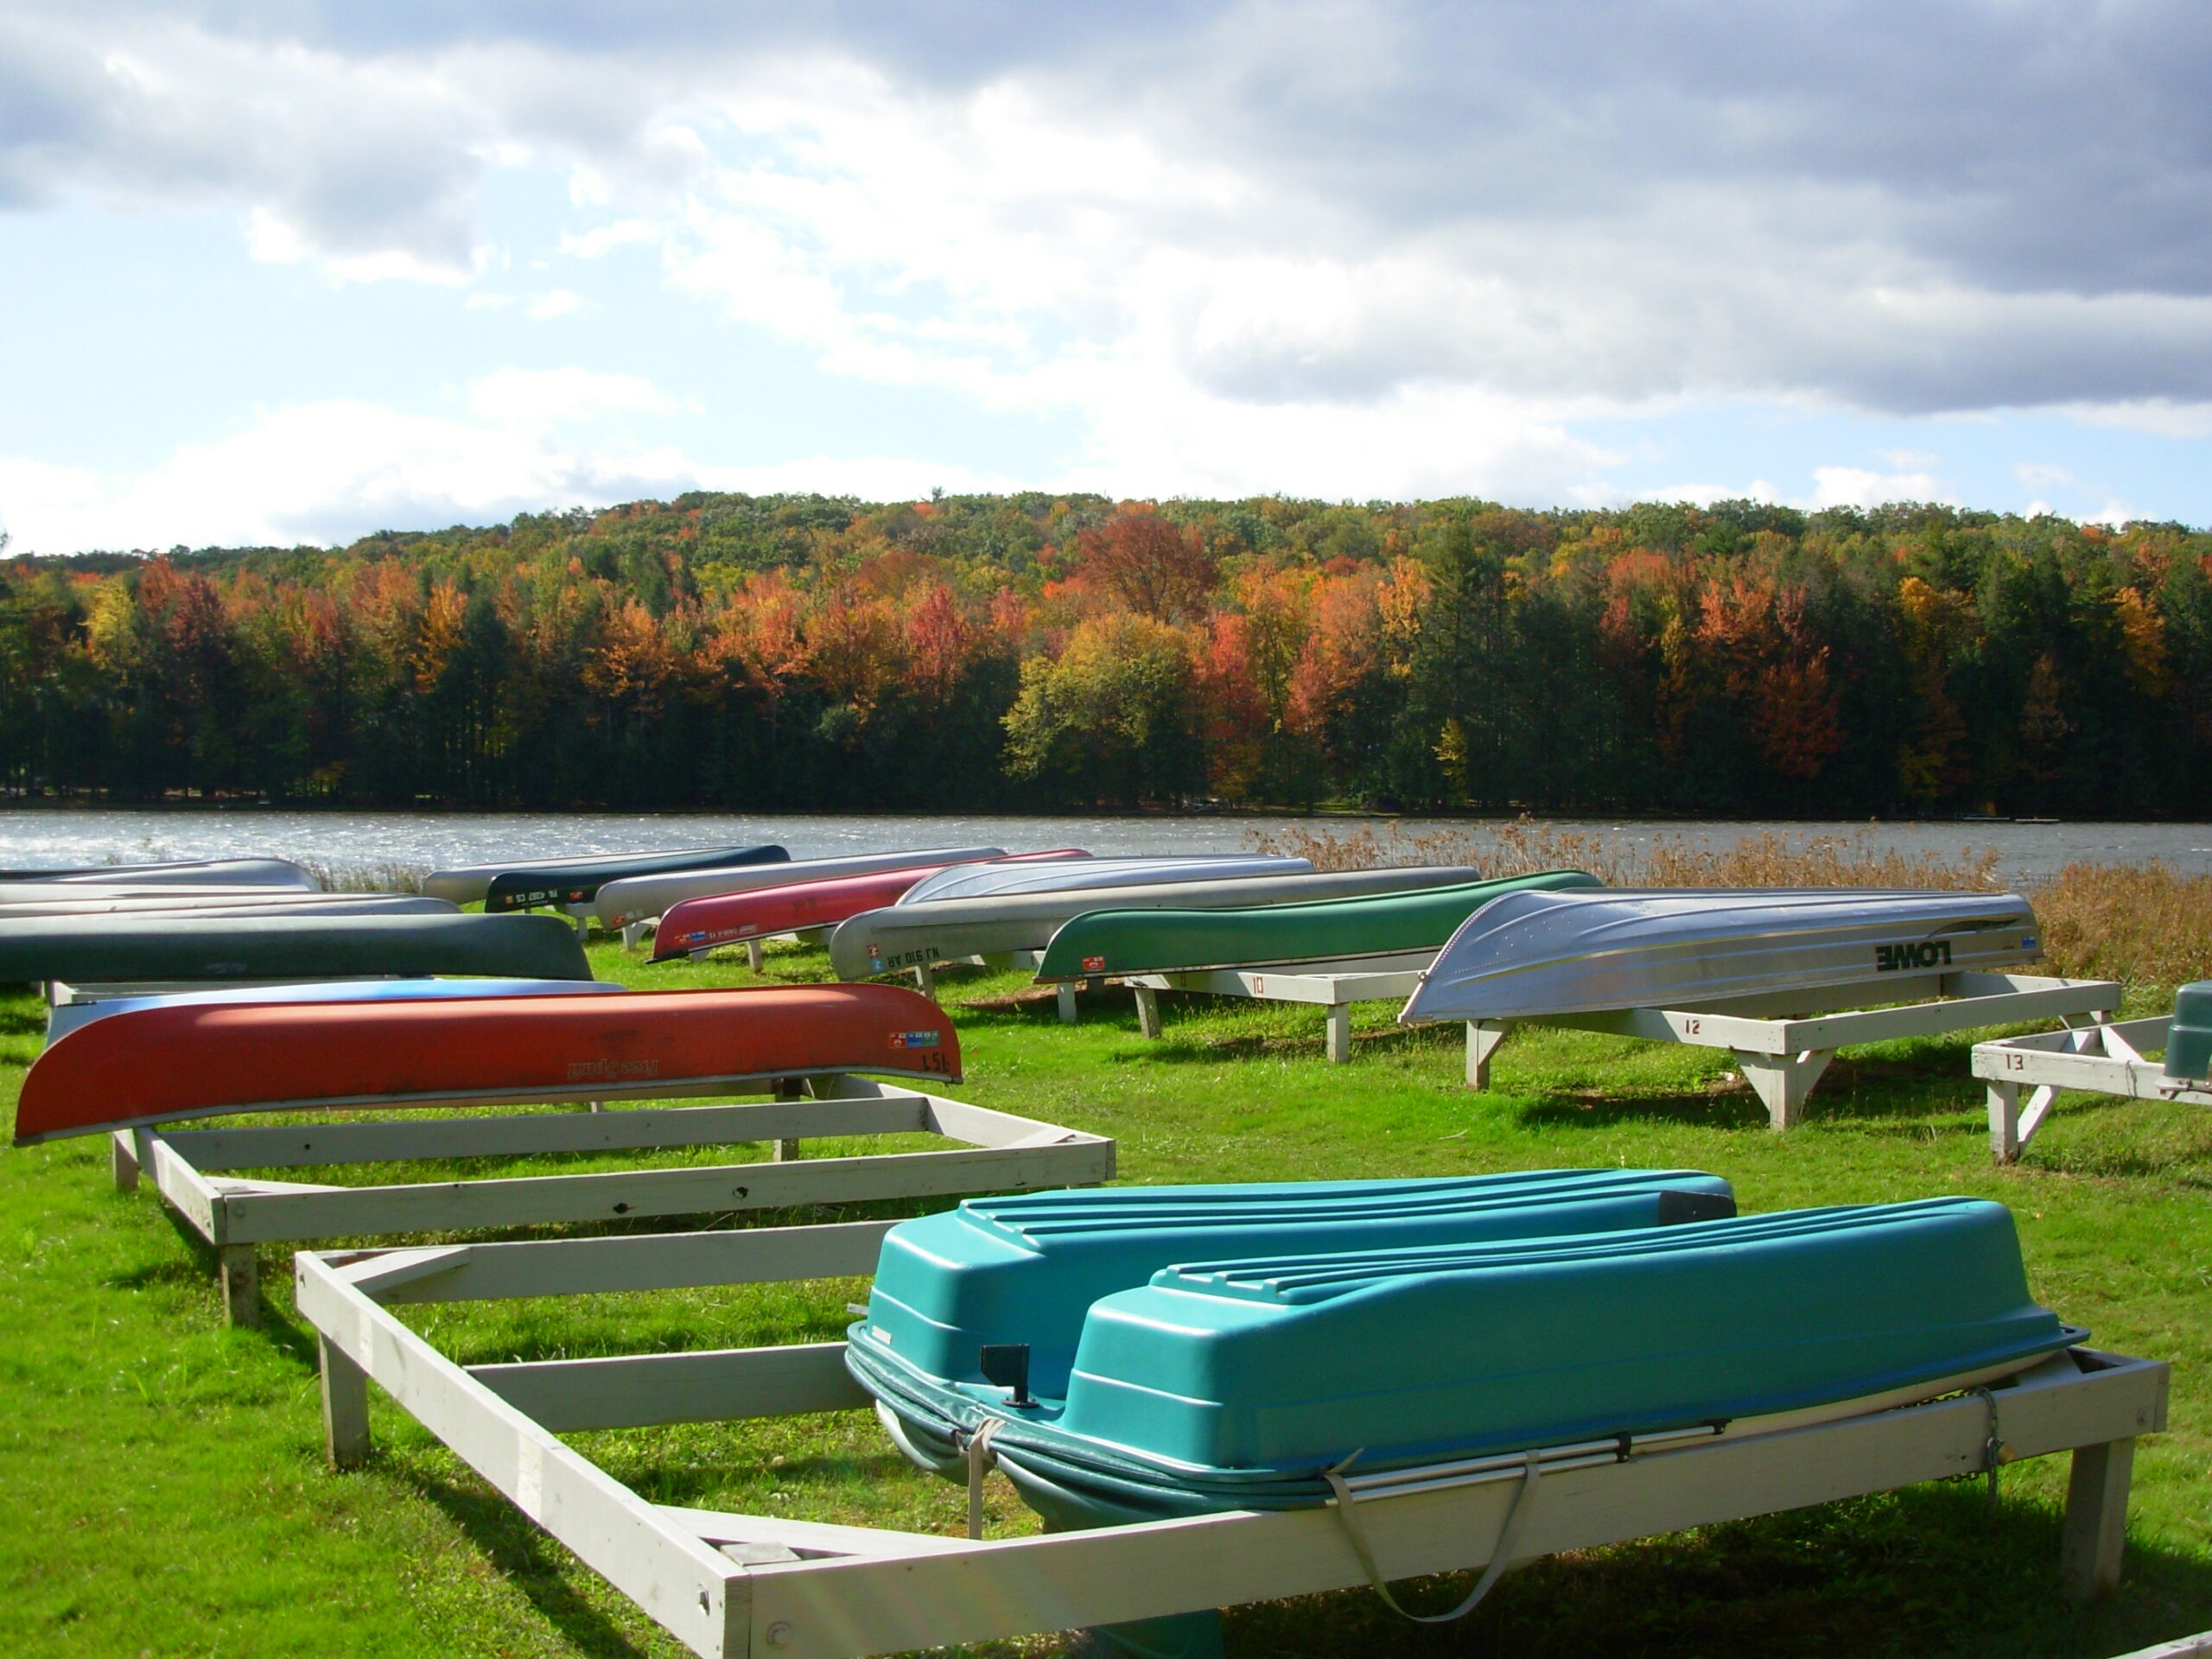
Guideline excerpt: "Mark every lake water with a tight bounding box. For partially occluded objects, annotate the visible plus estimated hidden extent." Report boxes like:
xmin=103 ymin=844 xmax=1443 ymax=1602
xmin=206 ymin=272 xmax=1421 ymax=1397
xmin=3 ymin=807 xmax=2209 ymax=885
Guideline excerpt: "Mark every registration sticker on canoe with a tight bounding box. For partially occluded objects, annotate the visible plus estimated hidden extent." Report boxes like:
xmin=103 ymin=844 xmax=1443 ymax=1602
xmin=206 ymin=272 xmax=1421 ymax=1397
xmin=1082 ymin=955 xmax=1107 ymax=973
xmin=889 ymin=1030 xmax=941 ymax=1050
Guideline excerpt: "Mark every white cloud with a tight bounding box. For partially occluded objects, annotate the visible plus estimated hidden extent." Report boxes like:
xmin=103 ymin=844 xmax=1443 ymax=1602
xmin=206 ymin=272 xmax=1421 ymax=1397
xmin=466 ymin=365 xmax=674 ymax=429
xmin=0 ymin=368 xmax=1019 ymax=553
xmin=1810 ymin=465 xmax=1952 ymax=510
xmin=0 ymin=1 xmax=2208 ymax=529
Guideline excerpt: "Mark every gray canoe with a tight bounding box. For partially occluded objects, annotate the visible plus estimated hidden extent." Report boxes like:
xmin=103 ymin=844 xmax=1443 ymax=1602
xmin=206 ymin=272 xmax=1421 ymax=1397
xmin=425 ymin=845 xmax=780 ymax=906
xmin=594 ymin=846 xmax=1009 ymax=929
xmin=898 ymin=855 xmax=1309 ymax=906
xmin=18 ymin=858 xmax=321 ymax=890
xmin=829 ymin=866 xmax=1491 ymax=980
xmin=1399 ymin=887 xmax=2042 ymax=1025
xmin=0 ymin=912 xmax=592 ymax=985
xmin=0 ymin=892 xmax=454 ymax=920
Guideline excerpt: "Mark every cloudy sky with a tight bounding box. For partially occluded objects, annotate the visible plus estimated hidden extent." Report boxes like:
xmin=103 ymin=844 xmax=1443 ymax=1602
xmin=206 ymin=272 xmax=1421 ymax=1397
xmin=2 ymin=0 xmax=2209 ymax=552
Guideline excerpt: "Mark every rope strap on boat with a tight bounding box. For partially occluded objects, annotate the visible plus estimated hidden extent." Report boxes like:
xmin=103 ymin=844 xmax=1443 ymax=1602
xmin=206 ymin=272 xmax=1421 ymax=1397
xmin=963 ymin=1419 xmax=1004 ymax=1540
xmin=1322 ymin=1448 xmax=1543 ymax=1624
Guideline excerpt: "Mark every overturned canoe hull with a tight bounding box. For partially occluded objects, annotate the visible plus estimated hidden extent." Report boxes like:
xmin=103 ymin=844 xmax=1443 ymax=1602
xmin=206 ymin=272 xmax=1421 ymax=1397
xmin=29 ymin=858 xmax=321 ymax=890
xmin=1402 ymin=887 xmax=2043 ymax=1024
xmin=1035 ymin=869 xmax=1602 ymax=981
xmin=0 ymin=891 xmax=452 ymax=919
xmin=0 ymin=912 xmax=590 ymax=988
xmin=650 ymin=849 xmax=1092 ymax=961
xmin=15 ymin=982 xmax=960 ymax=1143
xmin=594 ymin=845 xmax=1017 ymax=929
xmin=828 ymin=866 xmax=1491 ymax=980
xmin=483 ymin=844 xmax=787 ymax=912
xmin=899 ymin=854 xmax=1306 ymax=906
xmin=43 ymin=975 xmax=622 ymax=1046
xmin=426 ymin=844 xmax=784 ymax=906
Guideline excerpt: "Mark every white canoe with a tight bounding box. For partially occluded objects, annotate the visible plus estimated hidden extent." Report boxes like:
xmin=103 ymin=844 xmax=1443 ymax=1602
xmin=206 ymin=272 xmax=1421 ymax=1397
xmin=1399 ymin=887 xmax=2042 ymax=1025
xmin=24 ymin=858 xmax=321 ymax=890
xmin=45 ymin=975 xmax=620 ymax=1045
xmin=829 ymin=866 xmax=1488 ymax=980
xmin=898 ymin=855 xmax=1307 ymax=906
xmin=593 ymin=846 xmax=1012 ymax=929
xmin=0 ymin=891 xmax=455 ymax=920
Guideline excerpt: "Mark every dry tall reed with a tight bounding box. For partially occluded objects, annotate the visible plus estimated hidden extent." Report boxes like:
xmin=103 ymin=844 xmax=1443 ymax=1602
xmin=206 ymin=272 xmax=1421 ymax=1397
xmin=1248 ymin=819 xmax=2002 ymax=891
xmin=1249 ymin=819 xmax=2212 ymax=988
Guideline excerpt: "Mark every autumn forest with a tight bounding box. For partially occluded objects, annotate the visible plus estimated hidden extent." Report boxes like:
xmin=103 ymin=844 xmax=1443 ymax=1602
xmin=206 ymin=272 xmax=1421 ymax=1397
xmin=2 ymin=493 xmax=2206 ymax=817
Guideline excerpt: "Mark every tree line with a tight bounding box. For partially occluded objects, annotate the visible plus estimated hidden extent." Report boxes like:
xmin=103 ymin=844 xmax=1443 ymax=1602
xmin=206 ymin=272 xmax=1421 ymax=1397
xmin=2 ymin=492 xmax=2207 ymax=817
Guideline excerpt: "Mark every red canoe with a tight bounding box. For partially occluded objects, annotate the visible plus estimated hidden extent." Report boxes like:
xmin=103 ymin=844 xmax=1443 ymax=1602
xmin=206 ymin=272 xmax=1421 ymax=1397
xmin=651 ymin=849 xmax=1090 ymax=963
xmin=13 ymin=984 xmax=960 ymax=1144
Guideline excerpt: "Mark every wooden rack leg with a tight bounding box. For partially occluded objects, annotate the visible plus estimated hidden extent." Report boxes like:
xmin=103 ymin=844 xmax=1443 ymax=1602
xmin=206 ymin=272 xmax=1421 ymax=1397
xmin=1325 ymin=1005 xmax=1351 ymax=1064
xmin=747 ymin=940 xmax=766 ymax=973
xmin=219 ymin=1245 xmax=260 ymax=1327
xmin=1057 ymin=982 xmax=1078 ymax=1025
xmin=1988 ymin=1079 xmax=2024 ymax=1163
xmin=320 ymin=1334 xmax=372 ymax=1469
xmin=2062 ymin=1438 xmax=2135 ymax=1599
xmin=1134 ymin=986 xmax=1163 ymax=1039
xmin=621 ymin=921 xmax=650 ymax=951
xmin=914 ymin=963 xmax=937 ymax=998
xmin=1465 ymin=1021 xmax=1507 ymax=1090
xmin=1735 ymin=1049 xmax=1835 ymax=1130
xmin=110 ymin=1130 xmax=139 ymax=1194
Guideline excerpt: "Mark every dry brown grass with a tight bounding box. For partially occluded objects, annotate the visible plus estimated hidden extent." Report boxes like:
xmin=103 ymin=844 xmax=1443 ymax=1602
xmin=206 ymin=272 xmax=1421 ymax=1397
xmin=2025 ymin=860 xmax=2212 ymax=987
xmin=1249 ymin=818 xmax=2003 ymax=891
xmin=1249 ymin=819 xmax=2212 ymax=989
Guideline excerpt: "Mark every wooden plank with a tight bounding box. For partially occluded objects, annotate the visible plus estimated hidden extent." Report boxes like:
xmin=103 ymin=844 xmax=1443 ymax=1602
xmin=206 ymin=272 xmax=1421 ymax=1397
xmin=910 ymin=1092 xmax=1114 ymax=1157
xmin=658 ymin=1505 xmax=977 ymax=1559
xmin=1765 ymin=979 xmax=2120 ymax=1052
xmin=219 ymin=1140 xmax=1111 ymax=1243
xmin=2063 ymin=1438 xmax=2136 ymax=1600
xmin=294 ymin=1256 xmax=744 ymax=1658
xmin=109 ymin=1129 xmax=138 ymax=1194
xmin=160 ymin=1096 xmax=934 ymax=1172
xmin=219 ymin=1244 xmax=260 ymax=1327
xmin=143 ymin=1135 xmax=222 ymax=1243
xmin=738 ymin=1356 xmax=2162 ymax=1658
xmin=370 ymin=1223 xmax=897 ymax=1304
xmin=470 ymin=1344 xmax=865 ymax=1431
xmin=321 ymin=1332 xmax=371 ymax=1468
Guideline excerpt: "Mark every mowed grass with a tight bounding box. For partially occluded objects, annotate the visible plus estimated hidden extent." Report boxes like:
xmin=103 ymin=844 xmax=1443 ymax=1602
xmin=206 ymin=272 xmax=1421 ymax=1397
xmin=4 ymin=939 xmax=2212 ymax=1657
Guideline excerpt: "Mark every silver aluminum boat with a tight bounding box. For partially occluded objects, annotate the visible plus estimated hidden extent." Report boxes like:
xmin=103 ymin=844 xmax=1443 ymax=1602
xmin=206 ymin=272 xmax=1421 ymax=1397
xmin=593 ymin=846 xmax=1009 ymax=928
xmin=829 ymin=865 xmax=1486 ymax=980
xmin=897 ymin=854 xmax=1307 ymax=906
xmin=29 ymin=858 xmax=320 ymax=890
xmin=0 ymin=889 xmax=454 ymax=919
xmin=1399 ymin=887 xmax=2041 ymax=1025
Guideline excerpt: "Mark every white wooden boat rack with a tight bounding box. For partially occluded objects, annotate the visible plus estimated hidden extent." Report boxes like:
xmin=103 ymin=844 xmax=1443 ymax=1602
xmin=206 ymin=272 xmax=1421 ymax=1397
xmin=1973 ymin=1015 xmax=2206 ymax=1162
xmin=296 ymin=1225 xmax=2165 ymax=1659
xmin=1103 ymin=950 xmax=1437 ymax=1063
xmin=111 ymin=1075 xmax=1113 ymax=1327
xmin=1464 ymin=970 xmax=2120 ymax=1130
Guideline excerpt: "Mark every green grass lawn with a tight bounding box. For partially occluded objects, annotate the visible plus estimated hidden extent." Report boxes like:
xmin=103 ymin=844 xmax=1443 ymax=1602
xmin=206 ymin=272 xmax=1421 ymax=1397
xmin=4 ymin=940 xmax=2212 ymax=1657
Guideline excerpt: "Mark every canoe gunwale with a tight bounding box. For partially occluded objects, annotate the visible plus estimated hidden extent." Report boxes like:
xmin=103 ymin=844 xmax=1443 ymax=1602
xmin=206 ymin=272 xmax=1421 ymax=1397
xmin=12 ymin=1062 xmax=965 ymax=1146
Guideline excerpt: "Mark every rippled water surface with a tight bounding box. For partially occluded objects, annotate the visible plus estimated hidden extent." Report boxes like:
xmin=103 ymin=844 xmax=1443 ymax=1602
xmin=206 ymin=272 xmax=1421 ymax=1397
xmin=2 ymin=808 xmax=2209 ymax=884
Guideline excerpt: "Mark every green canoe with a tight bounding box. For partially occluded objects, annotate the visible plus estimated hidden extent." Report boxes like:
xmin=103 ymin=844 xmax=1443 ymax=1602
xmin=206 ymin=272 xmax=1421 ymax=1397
xmin=1034 ymin=868 xmax=1600 ymax=982
xmin=0 ymin=912 xmax=592 ymax=984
